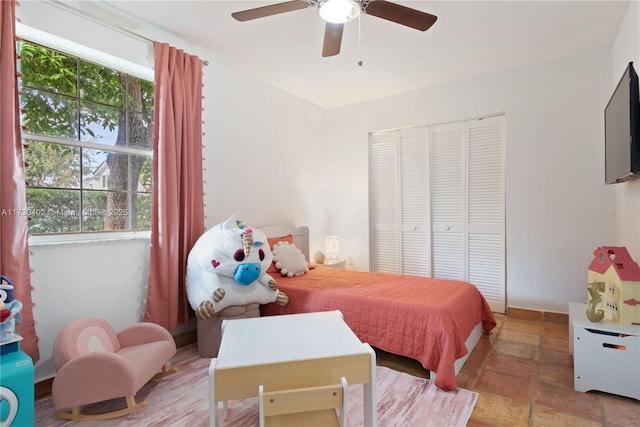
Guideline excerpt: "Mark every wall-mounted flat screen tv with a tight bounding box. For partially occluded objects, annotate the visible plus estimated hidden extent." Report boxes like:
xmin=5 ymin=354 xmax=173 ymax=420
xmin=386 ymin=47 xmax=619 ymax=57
xmin=605 ymin=62 xmax=640 ymax=184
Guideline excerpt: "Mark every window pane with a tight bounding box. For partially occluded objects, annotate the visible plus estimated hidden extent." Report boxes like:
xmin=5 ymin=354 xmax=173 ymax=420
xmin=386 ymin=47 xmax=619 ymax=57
xmin=18 ymin=41 xmax=77 ymax=97
xmin=82 ymin=148 xmax=108 ymax=189
xmin=80 ymin=101 xmax=122 ymax=145
xmin=26 ymin=188 xmax=80 ymax=233
xmin=79 ymin=60 xmax=124 ymax=107
xmin=24 ymin=140 xmax=80 ymax=188
xmin=128 ymin=111 xmax=153 ymax=149
xmin=104 ymin=191 xmax=130 ymax=230
xmin=82 ymin=190 xmax=108 ymax=231
xmin=104 ymin=152 xmax=129 ymax=192
xmin=131 ymin=154 xmax=152 ymax=191
xmin=20 ymin=89 xmax=78 ymax=139
xmin=126 ymin=76 xmax=154 ymax=113
xmin=135 ymin=193 xmax=151 ymax=229
xmin=139 ymin=79 xmax=154 ymax=113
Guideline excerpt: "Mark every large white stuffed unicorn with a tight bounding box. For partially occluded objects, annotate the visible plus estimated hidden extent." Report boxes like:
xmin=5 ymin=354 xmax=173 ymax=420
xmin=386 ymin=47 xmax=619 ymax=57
xmin=186 ymin=215 xmax=288 ymax=319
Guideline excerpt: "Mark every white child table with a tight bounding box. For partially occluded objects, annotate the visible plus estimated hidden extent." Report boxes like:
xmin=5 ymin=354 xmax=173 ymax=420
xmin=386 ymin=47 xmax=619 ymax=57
xmin=209 ymin=310 xmax=377 ymax=426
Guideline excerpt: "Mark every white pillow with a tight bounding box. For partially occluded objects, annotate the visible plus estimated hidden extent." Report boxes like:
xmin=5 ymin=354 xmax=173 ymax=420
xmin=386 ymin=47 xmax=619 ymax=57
xmin=272 ymin=241 xmax=309 ymax=277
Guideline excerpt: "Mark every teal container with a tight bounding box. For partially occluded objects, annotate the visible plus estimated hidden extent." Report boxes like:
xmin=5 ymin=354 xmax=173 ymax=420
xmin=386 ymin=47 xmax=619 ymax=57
xmin=0 ymin=347 xmax=34 ymax=427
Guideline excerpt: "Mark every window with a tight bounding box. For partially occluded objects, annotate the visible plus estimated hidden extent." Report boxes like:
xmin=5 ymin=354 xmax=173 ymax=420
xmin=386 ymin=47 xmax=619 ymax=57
xmin=17 ymin=40 xmax=153 ymax=234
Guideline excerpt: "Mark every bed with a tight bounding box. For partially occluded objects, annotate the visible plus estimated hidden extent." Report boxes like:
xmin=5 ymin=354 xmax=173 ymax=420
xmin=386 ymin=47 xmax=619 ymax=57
xmin=259 ymin=225 xmax=497 ymax=392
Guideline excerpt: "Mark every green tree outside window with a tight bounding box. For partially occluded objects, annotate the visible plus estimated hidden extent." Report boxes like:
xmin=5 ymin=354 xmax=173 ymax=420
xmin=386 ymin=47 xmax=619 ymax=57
xmin=17 ymin=41 xmax=153 ymax=234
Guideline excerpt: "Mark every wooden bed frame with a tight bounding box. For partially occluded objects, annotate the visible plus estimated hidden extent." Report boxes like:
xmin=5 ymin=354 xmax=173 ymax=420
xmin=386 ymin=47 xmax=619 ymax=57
xmin=260 ymin=224 xmax=484 ymax=382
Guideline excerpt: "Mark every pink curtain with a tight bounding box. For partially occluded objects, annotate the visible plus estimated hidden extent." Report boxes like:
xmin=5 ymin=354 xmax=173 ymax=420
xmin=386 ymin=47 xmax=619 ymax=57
xmin=144 ymin=42 xmax=205 ymax=330
xmin=0 ymin=0 xmax=40 ymax=361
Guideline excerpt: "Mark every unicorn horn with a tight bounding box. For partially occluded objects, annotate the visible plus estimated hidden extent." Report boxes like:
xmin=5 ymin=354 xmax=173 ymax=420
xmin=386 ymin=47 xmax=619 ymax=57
xmin=242 ymin=229 xmax=253 ymax=257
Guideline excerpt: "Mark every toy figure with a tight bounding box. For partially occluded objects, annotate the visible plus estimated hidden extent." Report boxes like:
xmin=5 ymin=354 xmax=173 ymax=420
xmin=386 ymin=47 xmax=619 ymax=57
xmin=0 ymin=276 xmax=22 ymax=343
xmin=186 ymin=215 xmax=288 ymax=319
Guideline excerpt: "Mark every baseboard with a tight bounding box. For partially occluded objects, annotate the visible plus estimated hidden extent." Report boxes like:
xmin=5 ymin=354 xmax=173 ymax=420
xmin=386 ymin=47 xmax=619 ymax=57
xmin=174 ymin=329 xmax=198 ymax=348
xmin=35 ymin=329 xmax=198 ymax=400
xmin=506 ymin=306 xmax=568 ymax=324
xmin=35 ymin=377 xmax=53 ymax=400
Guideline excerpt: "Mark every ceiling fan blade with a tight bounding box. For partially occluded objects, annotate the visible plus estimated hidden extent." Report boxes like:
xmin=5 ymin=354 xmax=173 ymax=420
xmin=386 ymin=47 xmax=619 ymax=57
xmin=322 ymin=22 xmax=344 ymax=57
xmin=232 ymin=0 xmax=311 ymax=22
xmin=365 ymin=0 xmax=437 ymax=31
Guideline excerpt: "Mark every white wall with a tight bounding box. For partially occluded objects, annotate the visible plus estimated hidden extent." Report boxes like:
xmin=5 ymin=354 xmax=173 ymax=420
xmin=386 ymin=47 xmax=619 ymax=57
xmin=612 ymin=1 xmax=640 ymax=257
xmin=201 ymin=59 xmax=329 ymax=240
xmin=324 ymin=50 xmax=618 ymax=314
xmin=29 ymin=237 xmax=151 ymax=380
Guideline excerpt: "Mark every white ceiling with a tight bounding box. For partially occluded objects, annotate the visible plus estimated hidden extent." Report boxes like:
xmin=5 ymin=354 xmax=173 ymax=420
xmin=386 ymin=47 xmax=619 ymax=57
xmin=92 ymin=1 xmax=630 ymax=109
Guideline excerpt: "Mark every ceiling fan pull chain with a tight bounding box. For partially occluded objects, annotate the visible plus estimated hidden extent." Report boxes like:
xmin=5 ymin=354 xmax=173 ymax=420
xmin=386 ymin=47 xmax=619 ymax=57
xmin=357 ymin=4 xmax=363 ymax=67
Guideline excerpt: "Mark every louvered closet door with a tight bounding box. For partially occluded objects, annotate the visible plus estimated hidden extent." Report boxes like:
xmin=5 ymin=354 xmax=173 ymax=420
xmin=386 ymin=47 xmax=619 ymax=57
xmin=467 ymin=116 xmax=505 ymax=312
xmin=369 ymin=116 xmax=506 ymax=312
xmin=400 ymin=127 xmax=430 ymax=277
xmin=370 ymin=128 xmax=430 ymax=276
xmin=369 ymin=131 xmax=400 ymax=273
xmin=431 ymin=122 xmax=465 ymax=280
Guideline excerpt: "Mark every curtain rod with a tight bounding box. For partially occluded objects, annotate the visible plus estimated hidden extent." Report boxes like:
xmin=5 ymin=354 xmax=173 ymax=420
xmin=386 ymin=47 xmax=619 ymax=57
xmin=47 ymin=0 xmax=209 ymax=66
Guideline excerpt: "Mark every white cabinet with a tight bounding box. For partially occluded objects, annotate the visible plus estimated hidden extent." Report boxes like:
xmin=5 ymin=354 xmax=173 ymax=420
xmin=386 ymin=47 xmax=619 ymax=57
xmin=369 ymin=115 xmax=505 ymax=313
xmin=569 ymin=302 xmax=640 ymax=400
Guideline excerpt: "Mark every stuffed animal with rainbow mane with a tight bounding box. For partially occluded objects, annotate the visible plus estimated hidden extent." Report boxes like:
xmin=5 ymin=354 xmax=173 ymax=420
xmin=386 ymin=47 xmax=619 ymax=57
xmin=186 ymin=215 xmax=288 ymax=319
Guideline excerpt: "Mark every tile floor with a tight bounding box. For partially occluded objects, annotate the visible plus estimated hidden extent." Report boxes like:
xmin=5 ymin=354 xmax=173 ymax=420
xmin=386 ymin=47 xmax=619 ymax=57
xmin=377 ymin=313 xmax=640 ymax=427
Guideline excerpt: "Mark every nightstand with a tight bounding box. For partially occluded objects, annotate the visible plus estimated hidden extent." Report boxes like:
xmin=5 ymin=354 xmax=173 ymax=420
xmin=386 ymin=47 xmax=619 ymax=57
xmin=324 ymin=260 xmax=346 ymax=269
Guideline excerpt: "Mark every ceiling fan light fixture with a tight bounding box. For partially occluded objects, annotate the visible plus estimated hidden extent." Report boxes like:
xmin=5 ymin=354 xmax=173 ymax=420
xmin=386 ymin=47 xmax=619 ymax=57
xmin=318 ymin=0 xmax=360 ymax=24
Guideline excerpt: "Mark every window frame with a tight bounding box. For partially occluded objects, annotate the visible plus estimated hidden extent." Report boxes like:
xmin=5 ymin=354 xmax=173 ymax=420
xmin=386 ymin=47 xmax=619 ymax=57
xmin=16 ymin=24 xmax=154 ymax=240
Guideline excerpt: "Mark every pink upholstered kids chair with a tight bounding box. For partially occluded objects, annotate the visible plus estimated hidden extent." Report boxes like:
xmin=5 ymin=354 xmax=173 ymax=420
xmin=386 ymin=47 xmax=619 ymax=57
xmin=52 ymin=317 xmax=177 ymax=420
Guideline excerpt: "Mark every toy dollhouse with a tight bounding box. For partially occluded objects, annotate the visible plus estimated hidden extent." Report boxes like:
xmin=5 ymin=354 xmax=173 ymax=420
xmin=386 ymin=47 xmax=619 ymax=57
xmin=587 ymin=246 xmax=640 ymax=324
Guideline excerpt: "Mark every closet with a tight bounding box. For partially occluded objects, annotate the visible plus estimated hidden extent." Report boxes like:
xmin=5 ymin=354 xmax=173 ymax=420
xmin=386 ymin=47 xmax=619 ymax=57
xmin=369 ymin=115 xmax=505 ymax=313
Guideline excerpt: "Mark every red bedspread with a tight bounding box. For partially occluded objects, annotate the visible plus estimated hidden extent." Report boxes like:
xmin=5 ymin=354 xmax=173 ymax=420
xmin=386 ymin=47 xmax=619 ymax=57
xmin=262 ymin=267 xmax=496 ymax=391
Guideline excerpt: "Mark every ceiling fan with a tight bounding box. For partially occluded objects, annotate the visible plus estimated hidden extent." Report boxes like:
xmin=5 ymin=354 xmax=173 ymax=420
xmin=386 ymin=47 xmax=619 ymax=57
xmin=232 ymin=0 xmax=437 ymax=57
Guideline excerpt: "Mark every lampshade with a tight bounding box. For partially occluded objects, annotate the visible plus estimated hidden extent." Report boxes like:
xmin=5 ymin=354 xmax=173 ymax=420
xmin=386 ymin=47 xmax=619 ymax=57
xmin=325 ymin=236 xmax=341 ymax=263
xmin=318 ymin=0 xmax=360 ymax=24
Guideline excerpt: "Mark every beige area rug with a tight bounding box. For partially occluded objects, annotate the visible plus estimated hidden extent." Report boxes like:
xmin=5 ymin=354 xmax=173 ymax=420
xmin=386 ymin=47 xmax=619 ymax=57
xmin=35 ymin=344 xmax=477 ymax=427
